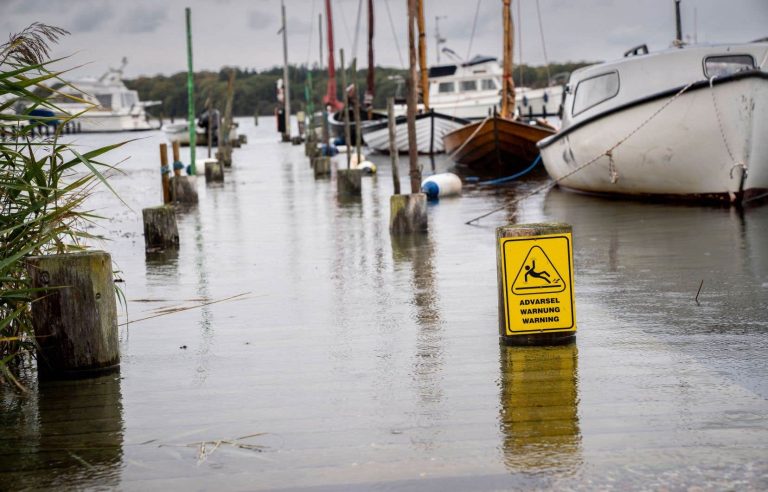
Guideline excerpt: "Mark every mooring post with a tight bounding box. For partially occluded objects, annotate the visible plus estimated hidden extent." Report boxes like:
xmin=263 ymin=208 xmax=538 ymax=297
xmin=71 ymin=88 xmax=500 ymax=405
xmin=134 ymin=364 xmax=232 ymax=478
xmin=142 ymin=206 xmax=179 ymax=252
xmin=337 ymin=168 xmax=362 ymax=196
xmin=26 ymin=251 xmax=120 ymax=379
xmin=314 ymin=155 xmax=331 ymax=178
xmin=204 ymin=158 xmax=224 ymax=183
xmin=388 ymin=97 xmax=401 ymax=195
xmin=160 ymin=143 xmax=170 ymax=204
xmin=170 ymin=140 xmax=198 ymax=204
xmin=390 ymin=0 xmax=427 ymax=234
xmin=185 ymin=7 xmax=197 ymax=175
xmin=340 ymin=49 xmax=351 ymax=169
xmin=496 ymin=222 xmax=576 ymax=346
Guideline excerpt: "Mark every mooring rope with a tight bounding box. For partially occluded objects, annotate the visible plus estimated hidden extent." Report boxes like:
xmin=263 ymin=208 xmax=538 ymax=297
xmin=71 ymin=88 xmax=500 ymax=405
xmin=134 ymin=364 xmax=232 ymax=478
xmin=465 ymin=80 xmax=696 ymax=225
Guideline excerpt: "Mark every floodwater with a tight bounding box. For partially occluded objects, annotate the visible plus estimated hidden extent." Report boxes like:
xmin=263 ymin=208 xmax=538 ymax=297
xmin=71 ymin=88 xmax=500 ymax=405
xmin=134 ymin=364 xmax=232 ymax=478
xmin=2 ymin=117 xmax=767 ymax=490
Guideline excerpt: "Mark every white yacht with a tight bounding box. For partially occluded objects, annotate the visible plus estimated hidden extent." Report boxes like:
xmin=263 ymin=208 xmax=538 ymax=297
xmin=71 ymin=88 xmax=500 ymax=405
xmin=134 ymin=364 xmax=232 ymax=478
xmin=538 ymin=40 xmax=768 ymax=204
xmin=426 ymin=55 xmax=503 ymax=119
xmin=52 ymin=58 xmax=160 ymax=132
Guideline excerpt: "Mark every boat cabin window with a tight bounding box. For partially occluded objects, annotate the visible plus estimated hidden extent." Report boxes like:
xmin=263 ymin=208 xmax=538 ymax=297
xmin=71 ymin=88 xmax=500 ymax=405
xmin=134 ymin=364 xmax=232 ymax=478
xmin=459 ymin=80 xmax=477 ymax=92
xmin=704 ymin=55 xmax=755 ymax=78
xmin=572 ymin=71 xmax=619 ymax=116
xmin=95 ymin=94 xmax=113 ymax=109
xmin=481 ymin=79 xmax=497 ymax=90
xmin=438 ymin=82 xmax=455 ymax=93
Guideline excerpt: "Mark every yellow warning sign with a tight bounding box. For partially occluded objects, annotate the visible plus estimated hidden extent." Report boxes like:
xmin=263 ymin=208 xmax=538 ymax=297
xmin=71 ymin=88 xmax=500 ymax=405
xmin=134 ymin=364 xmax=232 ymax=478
xmin=500 ymin=233 xmax=575 ymax=335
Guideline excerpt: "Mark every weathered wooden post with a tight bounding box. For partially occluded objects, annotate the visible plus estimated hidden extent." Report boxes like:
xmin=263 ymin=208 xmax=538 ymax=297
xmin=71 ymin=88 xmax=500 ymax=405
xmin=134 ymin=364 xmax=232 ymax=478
xmin=142 ymin=143 xmax=180 ymax=252
xmin=496 ymin=223 xmax=576 ymax=346
xmin=390 ymin=0 xmax=427 ymax=234
xmin=204 ymin=158 xmax=224 ymax=183
xmin=387 ymin=97 xmax=401 ymax=195
xmin=337 ymin=168 xmax=362 ymax=196
xmin=160 ymin=143 xmax=171 ymax=204
xmin=170 ymin=140 xmax=198 ymax=204
xmin=142 ymin=206 xmax=179 ymax=252
xmin=26 ymin=251 xmax=120 ymax=379
xmin=314 ymin=155 xmax=331 ymax=178
xmin=340 ymin=49 xmax=351 ymax=169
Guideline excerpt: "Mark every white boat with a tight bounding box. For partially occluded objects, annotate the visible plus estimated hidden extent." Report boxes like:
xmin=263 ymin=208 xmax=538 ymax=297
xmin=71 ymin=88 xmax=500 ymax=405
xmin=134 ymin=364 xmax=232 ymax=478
xmin=51 ymin=58 xmax=160 ymax=132
xmin=361 ymin=110 xmax=469 ymax=154
xmin=538 ymin=40 xmax=768 ymax=204
xmin=427 ymin=55 xmax=564 ymax=120
xmin=426 ymin=56 xmax=503 ymax=119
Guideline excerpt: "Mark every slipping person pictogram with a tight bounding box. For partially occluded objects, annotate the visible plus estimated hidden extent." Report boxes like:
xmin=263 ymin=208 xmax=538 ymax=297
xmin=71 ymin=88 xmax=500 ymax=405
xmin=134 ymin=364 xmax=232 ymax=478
xmin=524 ymin=259 xmax=550 ymax=284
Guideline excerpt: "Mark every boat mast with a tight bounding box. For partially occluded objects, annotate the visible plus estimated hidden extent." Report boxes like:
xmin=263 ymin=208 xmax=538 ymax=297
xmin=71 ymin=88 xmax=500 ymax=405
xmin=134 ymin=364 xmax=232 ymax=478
xmin=674 ymin=0 xmax=683 ymax=46
xmin=407 ymin=0 xmax=421 ymax=193
xmin=500 ymin=0 xmax=515 ymax=119
xmin=318 ymin=13 xmax=324 ymax=69
xmin=364 ymin=0 xmax=375 ymax=116
xmin=281 ymin=0 xmax=291 ymax=139
xmin=323 ymin=0 xmax=342 ymax=110
xmin=416 ymin=0 xmax=429 ymax=110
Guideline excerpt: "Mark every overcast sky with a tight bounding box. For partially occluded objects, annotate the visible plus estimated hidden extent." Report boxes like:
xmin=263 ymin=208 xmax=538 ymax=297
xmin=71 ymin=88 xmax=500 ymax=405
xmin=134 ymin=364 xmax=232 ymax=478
xmin=2 ymin=0 xmax=767 ymax=78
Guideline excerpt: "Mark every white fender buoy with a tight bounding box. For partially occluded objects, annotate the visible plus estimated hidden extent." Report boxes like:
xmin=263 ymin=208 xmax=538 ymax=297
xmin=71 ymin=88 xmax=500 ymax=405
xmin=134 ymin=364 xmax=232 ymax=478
xmin=421 ymin=173 xmax=462 ymax=200
xmin=356 ymin=160 xmax=377 ymax=174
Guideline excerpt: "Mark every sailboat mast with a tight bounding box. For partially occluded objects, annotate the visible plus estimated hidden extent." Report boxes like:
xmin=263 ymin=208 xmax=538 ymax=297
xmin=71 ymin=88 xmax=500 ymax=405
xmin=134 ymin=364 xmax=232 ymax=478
xmin=318 ymin=13 xmax=324 ymax=68
xmin=500 ymin=0 xmax=515 ymax=119
xmin=416 ymin=0 xmax=429 ymax=110
xmin=281 ymin=0 xmax=291 ymax=138
xmin=324 ymin=0 xmax=341 ymax=110
xmin=365 ymin=0 xmax=375 ymax=115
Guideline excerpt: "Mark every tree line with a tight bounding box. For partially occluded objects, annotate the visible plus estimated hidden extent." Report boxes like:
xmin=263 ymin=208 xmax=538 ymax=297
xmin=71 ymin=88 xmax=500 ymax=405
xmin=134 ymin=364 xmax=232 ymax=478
xmin=124 ymin=61 xmax=594 ymax=119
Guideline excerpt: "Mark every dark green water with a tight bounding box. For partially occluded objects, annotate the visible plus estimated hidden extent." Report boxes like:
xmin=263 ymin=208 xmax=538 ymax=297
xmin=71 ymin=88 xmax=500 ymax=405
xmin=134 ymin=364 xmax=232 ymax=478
xmin=1 ymin=118 xmax=767 ymax=490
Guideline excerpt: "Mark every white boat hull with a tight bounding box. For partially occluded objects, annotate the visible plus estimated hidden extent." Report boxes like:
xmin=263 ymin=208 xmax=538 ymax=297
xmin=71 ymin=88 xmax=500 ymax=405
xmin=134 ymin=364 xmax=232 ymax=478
xmin=540 ymin=76 xmax=768 ymax=202
xmin=362 ymin=113 xmax=468 ymax=154
xmin=75 ymin=111 xmax=155 ymax=132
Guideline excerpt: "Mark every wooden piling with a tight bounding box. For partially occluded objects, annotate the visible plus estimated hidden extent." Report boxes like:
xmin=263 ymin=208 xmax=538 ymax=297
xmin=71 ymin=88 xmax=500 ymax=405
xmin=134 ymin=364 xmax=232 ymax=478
xmin=337 ymin=168 xmax=362 ymax=196
xmin=387 ymin=97 xmax=401 ymax=195
xmin=340 ymin=49 xmax=352 ymax=169
xmin=26 ymin=251 xmax=120 ymax=379
xmin=496 ymin=222 xmax=576 ymax=346
xmin=160 ymin=143 xmax=170 ymax=204
xmin=204 ymin=158 xmax=224 ymax=183
xmin=389 ymin=193 xmax=427 ymax=234
xmin=142 ymin=205 xmax=179 ymax=252
xmin=313 ymin=156 xmax=331 ymax=178
xmin=389 ymin=0 xmax=428 ymax=235
xmin=170 ymin=140 xmax=198 ymax=204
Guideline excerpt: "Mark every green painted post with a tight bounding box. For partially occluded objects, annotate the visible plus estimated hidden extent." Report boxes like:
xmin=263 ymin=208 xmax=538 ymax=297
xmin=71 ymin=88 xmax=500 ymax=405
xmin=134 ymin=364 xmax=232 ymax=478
xmin=185 ymin=7 xmax=196 ymax=175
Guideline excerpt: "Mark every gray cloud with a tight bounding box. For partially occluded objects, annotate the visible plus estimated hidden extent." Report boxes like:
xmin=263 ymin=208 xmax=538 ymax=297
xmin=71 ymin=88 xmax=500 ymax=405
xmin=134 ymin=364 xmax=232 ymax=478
xmin=248 ymin=10 xmax=275 ymax=30
xmin=69 ymin=2 xmax=115 ymax=33
xmin=118 ymin=4 xmax=168 ymax=34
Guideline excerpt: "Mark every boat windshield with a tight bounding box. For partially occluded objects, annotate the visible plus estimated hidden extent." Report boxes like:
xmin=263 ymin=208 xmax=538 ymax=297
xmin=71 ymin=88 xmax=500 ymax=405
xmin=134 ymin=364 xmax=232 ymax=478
xmin=95 ymin=94 xmax=112 ymax=109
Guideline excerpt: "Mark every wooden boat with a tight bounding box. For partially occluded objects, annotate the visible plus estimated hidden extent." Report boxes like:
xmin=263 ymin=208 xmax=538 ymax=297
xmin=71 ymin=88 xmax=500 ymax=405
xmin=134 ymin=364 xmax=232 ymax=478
xmin=444 ymin=114 xmax=553 ymax=170
xmin=362 ymin=110 xmax=469 ymax=154
xmin=443 ymin=0 xmax=555 ymax=175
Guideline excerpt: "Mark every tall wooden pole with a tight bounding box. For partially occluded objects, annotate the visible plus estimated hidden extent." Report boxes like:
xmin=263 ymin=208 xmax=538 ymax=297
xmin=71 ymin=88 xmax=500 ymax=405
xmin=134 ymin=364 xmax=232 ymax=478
xmin=407 ymin=0 xmax=421 ymax=193
xmin=501 ymin=0 xmax=515 ymax=119
xmin=365 ymin=0 xmax=375 ymax=118
xmin=352 ymin=59 xmax=362 ymax=164
xmin=416 ymin=0 xmax=429 ymax=111
xmin=340 ymin=49 xmax=351 ymax=169
xmin=185 ymin=7 xmax=196 ymax=175
xmin=387 ymin=97 xmax=401 ymax=195
xmin=281 ymin=0 xmax=291 ymax=139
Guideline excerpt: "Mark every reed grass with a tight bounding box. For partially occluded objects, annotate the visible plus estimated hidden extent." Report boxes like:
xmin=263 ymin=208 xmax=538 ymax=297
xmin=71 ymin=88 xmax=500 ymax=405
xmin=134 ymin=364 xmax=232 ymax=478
xmin=0 ymin=24 xmax=125 ymax=388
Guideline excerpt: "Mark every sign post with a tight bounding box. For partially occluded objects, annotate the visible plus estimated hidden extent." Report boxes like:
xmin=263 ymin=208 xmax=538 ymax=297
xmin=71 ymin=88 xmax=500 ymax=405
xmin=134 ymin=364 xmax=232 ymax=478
xmin=496 ymin=223 xmax=576 ymax=345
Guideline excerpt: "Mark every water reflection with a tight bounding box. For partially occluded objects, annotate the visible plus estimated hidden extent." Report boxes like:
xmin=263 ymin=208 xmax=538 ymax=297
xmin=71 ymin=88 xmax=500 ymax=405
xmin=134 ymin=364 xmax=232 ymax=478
xmin=0 ymin=374 xmax=124 ymax=489
xmin=498 ymin=344 xmax=581 ymax=474
xmin=391 ymin=233 xmax=444 ymax=449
